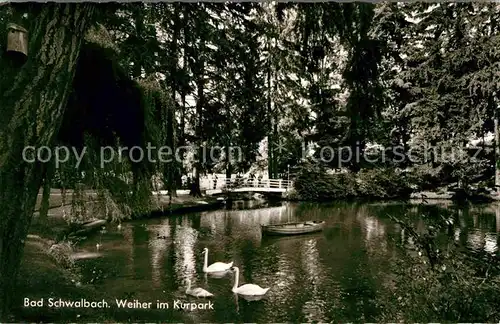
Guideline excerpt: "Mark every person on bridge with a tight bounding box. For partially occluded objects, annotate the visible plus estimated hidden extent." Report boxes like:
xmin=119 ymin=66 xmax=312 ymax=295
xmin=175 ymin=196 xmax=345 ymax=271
xmin=249 ymin=173 xmax=255 ymax=186
xmin=213 ymin=173 xmax=218 ymax=189
xmin=236 ymin=173 xmax=243 ymax=187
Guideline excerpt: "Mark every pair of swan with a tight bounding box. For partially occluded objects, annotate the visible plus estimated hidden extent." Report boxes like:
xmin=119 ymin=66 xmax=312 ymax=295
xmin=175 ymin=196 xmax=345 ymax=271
xmin=185 ymin=248 xmax=270 ymax=298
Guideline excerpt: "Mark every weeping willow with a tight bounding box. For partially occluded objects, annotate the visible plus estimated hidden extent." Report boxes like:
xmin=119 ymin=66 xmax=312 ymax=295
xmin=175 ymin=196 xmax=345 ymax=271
xmin=139 ymin=76 xmax=169 ymax=210
xmin=37 ymin=26 xmax=174 ymax=224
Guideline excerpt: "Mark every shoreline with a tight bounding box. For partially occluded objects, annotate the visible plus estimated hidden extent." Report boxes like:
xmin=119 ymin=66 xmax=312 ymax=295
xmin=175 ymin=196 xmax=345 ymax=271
xmin=410 ymin=191 xmax=500 ymax=201
xmin=32 ymin=190 xmax=227 ymax=239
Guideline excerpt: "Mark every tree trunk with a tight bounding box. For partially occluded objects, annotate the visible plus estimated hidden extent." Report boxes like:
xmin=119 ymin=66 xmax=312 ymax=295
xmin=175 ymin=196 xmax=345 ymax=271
xmin=132 ymin=5 xmax=144 ymax=79
xmin=272 ymin=114 xmax=279 ymax=178
xmin=178 ymin=92 xmax=186 ymax=190
xmin=39 ymin=160 xmax=56 ymax=221
xmin=225 ymin=98 xmax=232 ymax=180
xmin=266 ymin=47 xmax=274 ymax=179
xmin=166 ymin=104 xmax=177 ymax=198
xmin=0 ymin=4 xmax=94 ymax=319
xmin=176 ymin=9 xmax=189 ymax=190
xmin=190 ymin=68 xmax=204 ymax=198
xmin=495 ymin=113 xmax=500 ymax=195
xmin=166 ymin=4 xmax=180 ymax=199
xmin=190 ymin=12 xmax=205 ymax=198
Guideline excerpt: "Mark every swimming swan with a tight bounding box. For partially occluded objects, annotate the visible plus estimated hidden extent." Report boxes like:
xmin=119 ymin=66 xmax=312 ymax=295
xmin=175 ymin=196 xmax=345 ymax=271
xmin=185 ymin=279 xmax=213 ymax=298
xmin=231 ymin=266 xmax=270 ymax=296
xmin=202 ymin=248 xmax=233 ymax=273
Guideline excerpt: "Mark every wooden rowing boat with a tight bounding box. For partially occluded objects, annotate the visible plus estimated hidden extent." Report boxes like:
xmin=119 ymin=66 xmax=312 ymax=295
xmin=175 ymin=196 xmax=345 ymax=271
xmin=261 ymin=221 xmax=325 ymax=236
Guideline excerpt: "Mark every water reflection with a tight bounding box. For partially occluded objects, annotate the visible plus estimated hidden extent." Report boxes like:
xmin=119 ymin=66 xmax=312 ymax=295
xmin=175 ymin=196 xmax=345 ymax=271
xmin=121 ymin=226 xmax=135 ymax=277
xmin=149 ymin=234 xmax=167 ymax=288
xmin=467 ymin=230 xmax=484 ymax=251
xmin=301 ymin=238 xmax=327 ymax=322
xmin=72 ymin=201 xmax=500 ymax=322
xmin=173 ymin=226 xmax=198 ymax=281
xmin=200 ymin=205 xmax=292 ymax=247
xmin=361 ymin=214 xmax=387 ymax=255
xmin=454 ymin=228 xmax=461 ymax=242
xmin=484 ymin=233 xmax=498 ymax=254
xmin=496 ymin=204 xmax=500 ymax=232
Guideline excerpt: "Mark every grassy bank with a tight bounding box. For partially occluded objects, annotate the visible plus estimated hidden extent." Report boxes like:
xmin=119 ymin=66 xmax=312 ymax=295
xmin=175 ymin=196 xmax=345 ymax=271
xmin=12 ymin=235 xmax=111 ymax=322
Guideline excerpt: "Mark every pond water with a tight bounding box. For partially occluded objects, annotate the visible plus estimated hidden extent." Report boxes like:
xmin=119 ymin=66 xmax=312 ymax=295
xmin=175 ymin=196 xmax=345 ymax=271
xmin=70 ymin=201 xmax=500 ymax=322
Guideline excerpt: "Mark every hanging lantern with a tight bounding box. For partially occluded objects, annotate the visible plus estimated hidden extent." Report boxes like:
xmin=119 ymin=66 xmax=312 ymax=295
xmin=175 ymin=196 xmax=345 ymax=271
xmin=6 ymin=23 xmax=28 ymax=63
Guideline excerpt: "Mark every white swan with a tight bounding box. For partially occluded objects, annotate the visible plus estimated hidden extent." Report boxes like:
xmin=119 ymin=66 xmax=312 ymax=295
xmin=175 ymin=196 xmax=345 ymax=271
xmin=202 ymin=248 xmax=233 ymax=273
xmin=185 ymin=279 xmax=213 ymax=298
xmin=231 ymin=266 xmax=270 ymax=296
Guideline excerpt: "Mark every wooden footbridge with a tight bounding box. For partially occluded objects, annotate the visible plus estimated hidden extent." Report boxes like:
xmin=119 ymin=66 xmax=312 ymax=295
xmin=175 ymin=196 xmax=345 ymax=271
xmin=203 ymin=178 xmax=293 ymax=196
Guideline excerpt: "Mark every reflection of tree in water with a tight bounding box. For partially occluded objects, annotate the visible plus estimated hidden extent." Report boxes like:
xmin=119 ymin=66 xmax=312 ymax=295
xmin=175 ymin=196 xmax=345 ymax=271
xmin=173 ymin=225 xmax=198 ymax=284
xmin=153 ymin=217 xmax=197 ymax=291
xmin=355 ymin=206 xmax=387 ymax=257
xmin=260 ymin=237 xmax=307 ymax=322
xmin=497 ymin=205 xmax=500 ymax=251
xmin=325 ymin=206 xmax=381 ymax=322
xmin=300 ymin=238 xmax=328 ymax=322
xmin=455 ymin=206 xmax=499 ymax=254
xmin=199 ymin=205 xmax=291 ymax=246
xmin=239 ymin=239 xmax=256 ymax=283
xmin=149 ymin=240 xmax=167 ymax=288
xmin=149 ymin=218 xmax=170 ymax=288
xmin=495 ymin=205 xmax=500 ymax=232
xmin=131 ymin=224 xmax=151 ymax=280
xmin=227 ymin=205 xmax=290 ymax=226
xmin=121 ymin=226 xmax=135 ymax=278
xmin=338 ymin=250 xmax=380 ymax=321
xmin=200 ymin=210 xmax=227 ymax=237
xmin=375 ymin=203 xmax=500 ymax=256
xmin=468 ymin=230 xmax=485 ymax=252
xmin=225 ymin=211 xmax=233 ymax=237
xmin=466 ymin=230 xmax=498 ymax=255
xmin=484 ymin=233 xmax=497 ymax=254
xmin=157 ymin=217 xmax=172 ymax=238
xmin=164 ymin=222 xmax=177 ymax=291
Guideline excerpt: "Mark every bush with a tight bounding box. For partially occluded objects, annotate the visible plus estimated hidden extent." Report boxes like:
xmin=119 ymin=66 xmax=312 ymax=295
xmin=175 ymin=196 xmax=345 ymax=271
xmin=379 ymin=209 xmax=500 ymax=322
xmin=294 ymin=164 xmax=413 ymax=201
xmin=48 ymin=242 xmax=74 ymax=269
xmin=380 ymin=251 xmax=500 ymax=322
xmin=400 ymin=164 xmax=443 ymax=191
xmin=294 ymin=166 xmax=357 ymax=201
xmin=357 ymin=168 xmax=413 ymax=199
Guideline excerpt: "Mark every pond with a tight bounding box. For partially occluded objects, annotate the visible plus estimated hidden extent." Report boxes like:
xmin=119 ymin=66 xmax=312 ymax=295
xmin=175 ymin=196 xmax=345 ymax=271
xmin=61 ymin=201 xmax=500 ymax=321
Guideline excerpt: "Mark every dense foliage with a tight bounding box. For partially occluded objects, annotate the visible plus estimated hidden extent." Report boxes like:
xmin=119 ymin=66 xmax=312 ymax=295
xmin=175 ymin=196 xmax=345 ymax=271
xmin=1 ymin=3 xmax=494 ymax=207
xmin=294 ymin=162 xmax=413 ymax=201
xmin=93 ymin=3 xmax=500 ymax=196
xmin=3 ymin=2 xmax=500 ymax=213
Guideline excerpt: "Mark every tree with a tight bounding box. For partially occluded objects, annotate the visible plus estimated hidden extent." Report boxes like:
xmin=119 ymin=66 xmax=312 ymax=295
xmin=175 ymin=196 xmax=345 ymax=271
xmin=0 ymin=4 xmax=95 ymax=318
xmin=189 ymin=4 xmax=210 ymax=196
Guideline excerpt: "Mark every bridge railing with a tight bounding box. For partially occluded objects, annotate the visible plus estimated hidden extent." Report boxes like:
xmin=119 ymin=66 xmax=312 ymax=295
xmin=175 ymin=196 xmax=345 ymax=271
xmin=203 ymin=177 xmax=293 ymax=190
